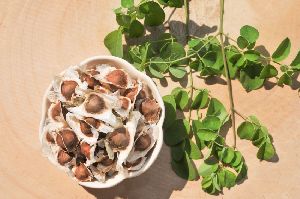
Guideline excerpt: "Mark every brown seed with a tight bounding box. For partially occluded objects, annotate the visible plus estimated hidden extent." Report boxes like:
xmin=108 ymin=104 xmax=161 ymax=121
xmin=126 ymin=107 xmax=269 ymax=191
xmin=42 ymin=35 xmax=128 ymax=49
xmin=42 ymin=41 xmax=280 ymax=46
xmin=79 ymin=120 xmax=93 ymax=137
xmin=120 ymin=97 xmax=130 ymax=110
xmin=56 ymin=129 xmax=78 ymax=151
xmin=100 ymin=156 xmax=114 ymax=166
xmin=80 ymin=142 xmax=91 ymax=159
xmin=123 ymin=86 xmax=138 ymax=102
xmin=135 ymin=134 xmax=151 ymax=151
xmin=140 ymin=98 xmax=161 ymax=123
xmin=74 ymin=163 xmax=91 ymax=181
xmin=46 ymin=132 xmax=55 ymax=144
xmin=85 ymin=117 xmax=101 ymax=129
xmin=124 ymin=158 xmax=142 ymax=168
xmin=90 ymin=70 xmax=100 ymax=76
xmin=51 ymin=102 xmax=61 ymax=121
xmin=61 ymin=81 xmax=78 ymax=100
xmin=57 ymin=150 xmax=72 ymax=165
xmin=107 ymin=127 xmax=130 ymax=150
xmin=85 ymin=94 xmax=106 ymax=114
xmin=80 ymin=73 xmax=100 ymax=89
xmin=106 ymin=70 xmax=128 ymax=88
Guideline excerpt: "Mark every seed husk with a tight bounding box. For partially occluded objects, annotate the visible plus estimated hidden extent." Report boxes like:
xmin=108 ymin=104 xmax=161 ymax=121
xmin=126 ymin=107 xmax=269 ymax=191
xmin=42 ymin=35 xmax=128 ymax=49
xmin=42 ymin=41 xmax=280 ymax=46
xmin=107 ymin=127 xmax=130 ymax=150
xmin=57 ymin=150 xmax=73 ymax=165
xmin=46 ymin=132 xmax=55 ymax=144
xmin=74 ymin=163 xmax=92 ymax=181
xmin=79 ymin=120 xmax=93 ymax=137
xmin=135 ymin=134 xmax=151 ymax=151
xmin=51 ymin=102 xmax=62 ymax=121
xmin=85 ymin=94 xmax=106 ymax=114
xmin=106 ymin=70 xmax=128 ymax=88
xmin=56 ymin=129 xmax=78 ymax=151
xmin=84 ymin=117 xmax=101 ymax=129
xmin=80 ymin=73 xmax=100 ymax=89
xmin=140 ymin=98 xmax=161 ymax=123
xmin=100 ymin=156 xmax=114 ymax=166
xmin=61 ymin=81 xmax=78 ymax=100
xmin=80 ymin=142 xmax=91 ymax=159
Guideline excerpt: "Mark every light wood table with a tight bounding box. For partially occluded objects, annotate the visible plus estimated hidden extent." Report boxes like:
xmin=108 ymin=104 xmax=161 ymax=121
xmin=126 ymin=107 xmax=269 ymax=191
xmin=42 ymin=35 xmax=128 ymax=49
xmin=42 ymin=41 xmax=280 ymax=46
xmin=0 ymin=0 xmax=299 ymax=198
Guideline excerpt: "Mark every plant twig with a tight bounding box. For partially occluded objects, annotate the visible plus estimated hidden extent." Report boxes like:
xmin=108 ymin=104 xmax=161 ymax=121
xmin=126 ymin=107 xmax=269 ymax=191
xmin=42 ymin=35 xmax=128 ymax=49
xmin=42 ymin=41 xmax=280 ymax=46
xmin=234 ymin=109 xmax=247 ymax=121
xmin=219 ymin=0 xmax=237 ymax=149
xmin=184 ymin=0 xmax=194 ymax=124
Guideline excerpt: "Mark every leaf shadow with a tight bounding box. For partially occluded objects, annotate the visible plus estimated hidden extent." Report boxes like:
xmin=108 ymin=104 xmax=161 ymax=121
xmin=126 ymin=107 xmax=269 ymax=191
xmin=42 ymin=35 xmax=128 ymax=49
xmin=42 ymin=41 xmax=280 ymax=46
xmin=219 ymin=118 xmax=232 ymax=139
xmin=196 ymin=75 xmax=227 ymax=86
xmin=83 ymin=144 xmax=187 ymax=199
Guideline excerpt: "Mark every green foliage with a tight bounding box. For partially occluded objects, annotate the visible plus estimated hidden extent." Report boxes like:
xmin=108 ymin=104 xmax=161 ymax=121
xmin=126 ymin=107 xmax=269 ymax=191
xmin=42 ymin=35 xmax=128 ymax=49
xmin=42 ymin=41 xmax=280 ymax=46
xmin=104 ymin=29 xmax=123 ymax=57
xmin=237 ymin=116 xmax=276 ymax=161
xmin=103 ymin=0 xmax=300 ymax=195
xmin=240 ymin=25 xmax=259 ymax=43
xmin=272 ymin=38 xmax=291 ymax=62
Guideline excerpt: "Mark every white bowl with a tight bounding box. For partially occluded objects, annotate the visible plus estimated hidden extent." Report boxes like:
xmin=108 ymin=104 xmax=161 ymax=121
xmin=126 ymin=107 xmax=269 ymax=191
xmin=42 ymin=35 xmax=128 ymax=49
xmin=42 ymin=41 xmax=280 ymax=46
xmin=39 ymin=55 xmax=165 ymax=188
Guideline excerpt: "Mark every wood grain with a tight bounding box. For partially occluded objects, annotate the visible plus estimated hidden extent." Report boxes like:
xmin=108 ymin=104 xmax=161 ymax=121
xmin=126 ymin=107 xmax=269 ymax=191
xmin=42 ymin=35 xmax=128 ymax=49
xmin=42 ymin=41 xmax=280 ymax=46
xmin=0 ymin=0 xmax=299 ymax=198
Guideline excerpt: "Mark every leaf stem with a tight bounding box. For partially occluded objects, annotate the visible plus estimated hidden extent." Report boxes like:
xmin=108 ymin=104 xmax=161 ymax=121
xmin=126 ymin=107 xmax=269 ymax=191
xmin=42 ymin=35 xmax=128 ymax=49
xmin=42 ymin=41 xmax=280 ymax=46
xmin=219 ymin=0 xmax=237 ymax=149
xmin=184 ymin=0 xmax=194 ymax=124
xmin=234 ymin=109 xmax=247 ymax=121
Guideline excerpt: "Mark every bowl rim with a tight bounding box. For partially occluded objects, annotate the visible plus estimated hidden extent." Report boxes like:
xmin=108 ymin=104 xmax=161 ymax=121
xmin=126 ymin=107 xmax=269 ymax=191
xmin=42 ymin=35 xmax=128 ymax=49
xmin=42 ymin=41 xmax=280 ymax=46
xmin=39 ymin=55 xmax=165 ymax=189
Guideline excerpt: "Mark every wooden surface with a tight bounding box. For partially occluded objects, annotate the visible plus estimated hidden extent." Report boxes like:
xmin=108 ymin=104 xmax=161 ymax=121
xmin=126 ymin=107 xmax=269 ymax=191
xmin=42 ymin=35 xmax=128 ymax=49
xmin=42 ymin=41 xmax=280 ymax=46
xmin=0 ymin=0 xmax=300 ymax=198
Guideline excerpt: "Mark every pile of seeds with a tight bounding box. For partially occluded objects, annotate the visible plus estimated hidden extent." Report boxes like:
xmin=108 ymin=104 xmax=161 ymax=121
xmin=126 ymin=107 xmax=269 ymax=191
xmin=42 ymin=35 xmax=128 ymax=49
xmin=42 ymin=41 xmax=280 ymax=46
xmin=41 ymin=62 xmax=162 ymax=183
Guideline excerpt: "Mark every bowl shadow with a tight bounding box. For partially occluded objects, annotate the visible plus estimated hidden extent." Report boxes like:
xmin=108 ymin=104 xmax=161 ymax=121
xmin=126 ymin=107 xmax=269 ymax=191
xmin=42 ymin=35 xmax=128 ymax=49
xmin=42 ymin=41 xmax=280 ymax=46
xmin=83 ymin=144 xmax=187 ymax=199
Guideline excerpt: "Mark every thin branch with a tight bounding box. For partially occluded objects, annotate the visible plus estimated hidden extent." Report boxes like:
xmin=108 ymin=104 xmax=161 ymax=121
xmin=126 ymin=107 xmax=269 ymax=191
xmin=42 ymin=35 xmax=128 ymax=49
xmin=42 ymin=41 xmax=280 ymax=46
xmin=219 ymin=0 xmax=237 ymax=149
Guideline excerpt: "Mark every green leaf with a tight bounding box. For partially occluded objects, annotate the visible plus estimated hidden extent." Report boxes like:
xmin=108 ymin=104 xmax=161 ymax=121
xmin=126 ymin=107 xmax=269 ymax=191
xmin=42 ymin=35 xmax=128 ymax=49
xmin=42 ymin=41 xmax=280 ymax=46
xmin=116 ymin=14 xmax=131 ymax=27
xmin=201 ymin=176 xmax=213 ymax=189
xmin=139 ymin=1 xmax=165 ymax=26
xmin=191 ymin=89 xmax=209 ymax=109
xmin=240 ymin=25 xmax=259 ymax=43
xmin=161 ymin=42 xmax=186 ymax=64
xmin=185 ymin=139 xmax=202 ymax=160
xmin=237 ymin=36 xmax=249 ymax=49
xmin=247 ymin=42 xmax=256 ymax=50
xmin=202 ymin=116 xmax=221 ymax=131
xmin=164 ymin=119 xmax=190 ymax=146
xmin=248 ymin=115 xmax=261 ymax=126
xmin=128 ymin=20 xmax=144 ymax=38
xmin=207 ymin=98 xmax=228 ymax=124
xmin=172 ymin=88 xmax=189 ymax=110
xmin=150 ymin=57 xmax=169 ymax=73
xmin=196 ymin=129 xmax=218 ymax=141
xmin=277 ymin=73 xmax=292 ymax=86
xmin=198 ymin=157 xmax=219 ymax=177
xmin=168 ymin=0 xmax=184 ymax=8
xmin=291 ymin=51 xmax=300 ymax=70
xmin=237 ymin=121 xmax=255 ymax=140
xmin=272 ymin=37 xmax=291 ymax=62
xmin=257 ymin=142 xmax=275 ymax=160
xmin=189 ymin=60 xmax=202 ymax=71
xmin=239 ymin=62 xmax=265 ymax=91
xmin=171 ymin=152 xmax=199 ymax=180
xmin=104 ymin=29 xmax=123 ymax=57
xmin=231 ymin=151 xmax=242 ymax=167
xmin=244 ymin=50 xmax=260 ymax=61
xmin=169 ymin=66 xmax=187 ymax=78
xmin=236 ymin=162 xmax=248 ymax=182
xmin=221 ymin=147 xmax=235 ymax=164
xmin=121 ymin=0 xmax=134 ymax=8
xmin=223 ymin=169 xmax=236 ymax=188
xmin=259 ymin=64 xmax=278 ymax=78
xmin=171 ymin=140 xmax=185 ymax=161
xmin=148 ymin=64 xmax=164 ymax=78
xmin=252 ymin=127 xmax=268 ymax=147
xmin=212 ymin=175 xmax=221 ymax=192
xmin=162 ymin=95 xmax=176 ymax=129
